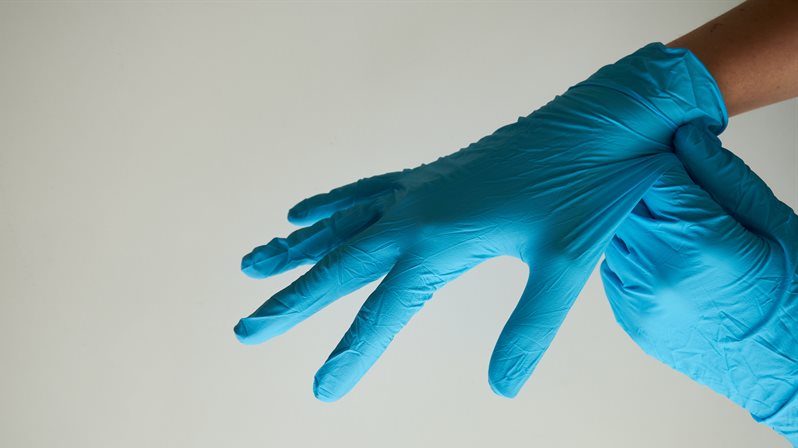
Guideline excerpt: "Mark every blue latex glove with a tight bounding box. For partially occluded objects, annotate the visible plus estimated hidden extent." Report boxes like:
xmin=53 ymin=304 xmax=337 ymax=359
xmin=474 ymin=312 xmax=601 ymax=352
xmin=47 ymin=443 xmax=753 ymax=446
xmin=602 ymin=123 xmax=798 ymax=444
xmin=236 ymin=43 xmax=727 ymax=402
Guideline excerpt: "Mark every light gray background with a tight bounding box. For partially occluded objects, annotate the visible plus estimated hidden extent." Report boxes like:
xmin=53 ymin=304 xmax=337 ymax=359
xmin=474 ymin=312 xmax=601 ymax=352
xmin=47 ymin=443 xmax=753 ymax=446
xmin=1 ymin=1 xmax=796 ymax=447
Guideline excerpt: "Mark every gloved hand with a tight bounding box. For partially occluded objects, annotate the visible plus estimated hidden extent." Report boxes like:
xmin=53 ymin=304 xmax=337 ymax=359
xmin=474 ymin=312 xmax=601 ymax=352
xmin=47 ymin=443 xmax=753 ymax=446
xmin=602 ymin=123 xmax=798 ymax=444
xmin=236 ymin=43 xmax=727 ymax=402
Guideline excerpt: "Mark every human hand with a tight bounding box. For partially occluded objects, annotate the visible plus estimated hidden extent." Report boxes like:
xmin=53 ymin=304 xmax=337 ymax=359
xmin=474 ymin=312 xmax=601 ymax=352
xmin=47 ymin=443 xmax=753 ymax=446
xmin=602 ymin=123 xmax=798 ymax=444
xmin=236 ymin=43 xmax=726 ymax=402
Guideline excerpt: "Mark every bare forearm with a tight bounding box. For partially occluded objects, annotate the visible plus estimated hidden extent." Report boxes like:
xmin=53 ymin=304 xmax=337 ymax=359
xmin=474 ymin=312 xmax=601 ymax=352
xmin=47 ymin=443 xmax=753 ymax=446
xmin=668 ymin=0 xmax=798 ymax=116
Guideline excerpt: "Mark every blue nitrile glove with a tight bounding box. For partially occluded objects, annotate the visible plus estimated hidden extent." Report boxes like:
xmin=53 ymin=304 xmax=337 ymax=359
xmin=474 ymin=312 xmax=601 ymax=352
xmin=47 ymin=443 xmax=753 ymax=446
xmin=235 ymin=43 xmax=727 ymax=402
xmin=602 ymin=123 xmax=798 ymax=444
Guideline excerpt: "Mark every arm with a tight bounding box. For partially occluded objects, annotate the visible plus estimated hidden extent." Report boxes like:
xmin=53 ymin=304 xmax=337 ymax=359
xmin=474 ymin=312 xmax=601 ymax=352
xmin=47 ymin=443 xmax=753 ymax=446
xmin=668 ymin=0 xmax=798 ymax=116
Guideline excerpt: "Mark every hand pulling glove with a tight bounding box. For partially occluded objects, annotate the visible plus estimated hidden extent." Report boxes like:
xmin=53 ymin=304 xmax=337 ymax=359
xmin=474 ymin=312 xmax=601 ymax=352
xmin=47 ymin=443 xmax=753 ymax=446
xmin=603 ymin=123 xmax=797 ymax=444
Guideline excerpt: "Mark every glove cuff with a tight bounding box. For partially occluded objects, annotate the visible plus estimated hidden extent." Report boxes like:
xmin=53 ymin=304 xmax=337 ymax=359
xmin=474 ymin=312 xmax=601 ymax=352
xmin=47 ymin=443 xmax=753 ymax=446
xmin=573 ymin=42 xmax=729 ymax=135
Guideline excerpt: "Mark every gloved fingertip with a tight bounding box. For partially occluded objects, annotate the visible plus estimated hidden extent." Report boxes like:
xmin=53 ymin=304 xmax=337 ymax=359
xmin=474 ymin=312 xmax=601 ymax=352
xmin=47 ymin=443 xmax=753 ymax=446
xmin=313 ymin=374 xmax=342 ymax=403
xmin=287 ymin=206 xmax=313 ymax=225
xmin=488 ymin=376 xmax=521 ymax=399
xmin=312 ymin=349 xmax=365 ymax=402
xmin=241 ymin=239 xmax=289 ymax=279
xmin=235 ymin=317 xmax=280 ymax=345
xmin=488 ymin=358 xmax=527 ymax=399
xmin=240 ymin=253 xmax=266 ymax=279
xmin=234 ymin=318 xmax=253 ymax=344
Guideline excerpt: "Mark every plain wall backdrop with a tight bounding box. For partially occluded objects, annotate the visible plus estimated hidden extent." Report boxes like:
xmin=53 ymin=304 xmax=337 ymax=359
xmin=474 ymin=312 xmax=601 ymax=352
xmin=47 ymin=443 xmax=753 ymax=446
xmin=1 ymin=1 xmax=796 ymax=447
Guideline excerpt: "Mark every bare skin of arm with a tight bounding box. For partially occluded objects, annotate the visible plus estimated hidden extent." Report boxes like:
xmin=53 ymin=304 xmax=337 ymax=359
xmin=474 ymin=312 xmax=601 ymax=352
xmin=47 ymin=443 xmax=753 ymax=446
xmin=668 ymin=0 xmax=798 ymax=117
